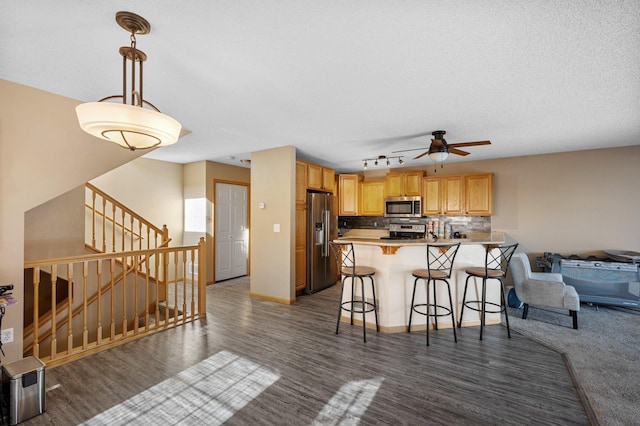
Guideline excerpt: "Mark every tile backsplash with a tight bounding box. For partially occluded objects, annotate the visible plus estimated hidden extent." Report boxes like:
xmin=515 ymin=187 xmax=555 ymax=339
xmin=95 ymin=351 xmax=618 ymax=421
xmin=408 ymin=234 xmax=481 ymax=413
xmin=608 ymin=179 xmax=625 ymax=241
xmin=338 ymin=215 xmax=491 ymax=236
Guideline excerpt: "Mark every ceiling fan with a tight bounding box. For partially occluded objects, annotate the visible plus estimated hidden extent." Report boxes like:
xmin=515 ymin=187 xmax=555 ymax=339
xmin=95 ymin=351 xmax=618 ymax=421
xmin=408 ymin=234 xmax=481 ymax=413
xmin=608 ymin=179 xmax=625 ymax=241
xmin=393 ymin=130 xmax=491 ymax=163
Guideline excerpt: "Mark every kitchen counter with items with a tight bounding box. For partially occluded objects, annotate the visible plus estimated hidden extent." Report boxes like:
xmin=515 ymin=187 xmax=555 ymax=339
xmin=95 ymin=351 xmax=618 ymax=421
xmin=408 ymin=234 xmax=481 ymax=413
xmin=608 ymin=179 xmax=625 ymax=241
xmin=332 ymin=229 xmax=507 ymax=333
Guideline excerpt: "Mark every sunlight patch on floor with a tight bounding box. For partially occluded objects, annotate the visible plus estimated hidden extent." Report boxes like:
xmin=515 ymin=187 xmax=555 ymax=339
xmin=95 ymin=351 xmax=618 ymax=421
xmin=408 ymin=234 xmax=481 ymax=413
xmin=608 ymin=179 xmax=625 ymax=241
xmin=82 ymin=350 xmax=280 ymax=425
xmin=311 ymin=377 xmax=384 ymax=426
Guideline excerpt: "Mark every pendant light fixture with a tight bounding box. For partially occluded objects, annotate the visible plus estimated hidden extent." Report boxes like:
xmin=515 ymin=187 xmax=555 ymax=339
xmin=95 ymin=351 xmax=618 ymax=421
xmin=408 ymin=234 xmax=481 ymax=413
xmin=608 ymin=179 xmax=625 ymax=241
xmin=76 ymin=11 xmax=181 ymax=151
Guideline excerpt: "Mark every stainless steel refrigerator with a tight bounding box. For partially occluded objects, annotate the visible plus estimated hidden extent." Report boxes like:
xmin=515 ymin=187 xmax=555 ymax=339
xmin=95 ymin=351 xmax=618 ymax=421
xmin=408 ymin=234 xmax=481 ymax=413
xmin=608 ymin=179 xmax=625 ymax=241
xmin=306 ymin=192 xmax=338 ymax=293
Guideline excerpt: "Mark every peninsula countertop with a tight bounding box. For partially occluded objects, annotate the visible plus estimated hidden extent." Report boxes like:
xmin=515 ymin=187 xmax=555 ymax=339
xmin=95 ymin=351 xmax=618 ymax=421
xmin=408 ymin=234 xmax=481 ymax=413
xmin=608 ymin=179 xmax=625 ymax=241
xmin=335 ymin=231 xmax=505 ymax=247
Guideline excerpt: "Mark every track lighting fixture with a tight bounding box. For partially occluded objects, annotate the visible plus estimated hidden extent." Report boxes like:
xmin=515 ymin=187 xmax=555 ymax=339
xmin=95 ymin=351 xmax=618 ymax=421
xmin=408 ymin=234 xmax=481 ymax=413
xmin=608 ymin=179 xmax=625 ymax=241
xmin=362 ymin=155 xmax=404 ymax=169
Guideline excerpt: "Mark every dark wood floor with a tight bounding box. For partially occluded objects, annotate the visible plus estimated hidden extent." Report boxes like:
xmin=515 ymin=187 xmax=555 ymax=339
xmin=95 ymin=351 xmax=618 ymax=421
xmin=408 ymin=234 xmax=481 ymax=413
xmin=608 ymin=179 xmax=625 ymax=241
xmin=24 ymin=276 xmax=590 ymax=425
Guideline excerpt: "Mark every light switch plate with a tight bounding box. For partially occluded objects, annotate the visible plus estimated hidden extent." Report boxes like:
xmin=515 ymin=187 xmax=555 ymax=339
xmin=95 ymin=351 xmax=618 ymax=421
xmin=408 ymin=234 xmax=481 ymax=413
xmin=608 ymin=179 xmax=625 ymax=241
xmin=273 ymin=224 xmax=280 ymax=232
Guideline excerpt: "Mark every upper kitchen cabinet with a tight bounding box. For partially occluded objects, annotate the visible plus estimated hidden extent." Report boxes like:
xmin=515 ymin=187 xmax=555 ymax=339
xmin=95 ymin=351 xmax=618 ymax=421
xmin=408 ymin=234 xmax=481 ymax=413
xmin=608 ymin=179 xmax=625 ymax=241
xmin=385 ymin=171 xmax=424 ymax=197
xmin=338 ymin=174 xmax=361 ymax=215
xmin=296 ymin=160 xmax=307 ymax=204
xmin=465 ymin=173 xmax=493 ymax=215
xmin=359 ymin=181 xmax=385 ymax=216
xmin=442 ymin=175 xmax=464 ymax=215
xmin=422 ymin=176 xmax=443 ymax=215
xmin=307 ymin=163 xmax=335 ymax=192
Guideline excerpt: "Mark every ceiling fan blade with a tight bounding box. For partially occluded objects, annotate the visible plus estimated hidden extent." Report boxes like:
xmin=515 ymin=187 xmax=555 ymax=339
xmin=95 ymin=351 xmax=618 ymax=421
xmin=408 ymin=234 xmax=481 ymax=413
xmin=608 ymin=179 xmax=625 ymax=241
xmin=413 ymin=151 xmax=429 ymax=160
xmin=449 ymin=148 xmax=470 ymax=156
xmin=447 ymin=140 xmax=491 ymax=148
xmin=391 ymin=147 xmax=427 ymax=153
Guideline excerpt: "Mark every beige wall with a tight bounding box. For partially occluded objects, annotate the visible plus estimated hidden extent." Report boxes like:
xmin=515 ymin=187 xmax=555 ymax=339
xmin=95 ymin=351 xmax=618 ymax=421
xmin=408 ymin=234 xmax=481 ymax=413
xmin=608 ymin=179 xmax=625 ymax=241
xmin=90 ymin=158 xmax=185 ymax=245
xmin=0 ymin=80 xmax=146 ymax=361
xmin=24 ymin=185 xmax=86 ymax=261
xmin=376 ymin=145 xmax=640 ymax=256
xmin=250 ymin=146 xmax=296 ymax=302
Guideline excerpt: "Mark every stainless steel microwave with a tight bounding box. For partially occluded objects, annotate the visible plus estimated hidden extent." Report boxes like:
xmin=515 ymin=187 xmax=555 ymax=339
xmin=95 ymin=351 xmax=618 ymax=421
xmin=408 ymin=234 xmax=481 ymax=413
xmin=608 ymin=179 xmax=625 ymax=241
xmin=384 ymin=196 xmax=422 ymax=218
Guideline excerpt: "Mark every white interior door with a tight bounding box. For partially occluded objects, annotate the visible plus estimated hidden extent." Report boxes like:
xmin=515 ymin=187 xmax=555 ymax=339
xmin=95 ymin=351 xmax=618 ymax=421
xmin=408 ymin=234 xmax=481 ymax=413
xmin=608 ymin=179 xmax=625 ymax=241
xmin=215 ymin=183 xmax=248 ymax=281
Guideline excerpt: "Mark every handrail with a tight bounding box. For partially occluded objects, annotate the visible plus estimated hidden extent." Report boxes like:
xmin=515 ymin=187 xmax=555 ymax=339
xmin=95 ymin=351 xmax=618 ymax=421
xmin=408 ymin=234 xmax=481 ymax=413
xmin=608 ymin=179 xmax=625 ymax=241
xmin=85 ymin=183 xmax=170 ymax=253
xmin=24 ymin=239 xmax=206 ymax=368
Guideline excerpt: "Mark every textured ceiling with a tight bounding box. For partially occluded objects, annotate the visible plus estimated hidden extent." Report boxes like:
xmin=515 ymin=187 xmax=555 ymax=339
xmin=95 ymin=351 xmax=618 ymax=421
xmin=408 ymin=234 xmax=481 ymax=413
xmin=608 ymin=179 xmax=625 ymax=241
xmin=2 ymin=1 xmax=639 ymax=172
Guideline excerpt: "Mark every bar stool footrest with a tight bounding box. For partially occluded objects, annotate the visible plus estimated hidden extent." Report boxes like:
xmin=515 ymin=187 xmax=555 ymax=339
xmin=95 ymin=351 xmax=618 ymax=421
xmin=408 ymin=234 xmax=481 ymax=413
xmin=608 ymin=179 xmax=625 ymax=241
xmin=412 ymin=303 xmax=453 ymax=318
xmin=462 ymin=300 xmax=505 ymax=314
xmin=341 ymin=300 xmax=377 ymax=314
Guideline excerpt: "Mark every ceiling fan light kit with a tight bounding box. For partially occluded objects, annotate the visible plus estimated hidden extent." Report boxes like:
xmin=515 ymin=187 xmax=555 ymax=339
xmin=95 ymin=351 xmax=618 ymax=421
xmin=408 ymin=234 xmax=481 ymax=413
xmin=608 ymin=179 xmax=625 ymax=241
xmin=76 ymin=11 xmax=182 ymax=151
xmin=392 ymin=130 xmax=491 ymax=172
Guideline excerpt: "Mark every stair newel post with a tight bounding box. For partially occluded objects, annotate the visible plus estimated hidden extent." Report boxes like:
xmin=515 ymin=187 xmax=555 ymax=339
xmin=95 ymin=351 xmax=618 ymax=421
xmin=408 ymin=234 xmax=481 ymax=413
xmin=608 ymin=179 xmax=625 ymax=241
xmin=181 ymin=249 xmax=187 ymax=323
xmin=96 ymin=259 xmax=103 ymax=345
xmin=47 ymin=266 xmax=55 ymax=359
xmin=198 ymin=237 xmax=206 ymax=315
xmin=33 ymin=267 xmax=41 ymax=358
xmin=161 ymin=224 xmax=169 ymax=248
xmin=82 ymin=261 xmax=89 ymax=349
xmin=163 ymin=250 xmax=170 ymax=328
xmin=67 ymin=263 xmax=74 ymax=354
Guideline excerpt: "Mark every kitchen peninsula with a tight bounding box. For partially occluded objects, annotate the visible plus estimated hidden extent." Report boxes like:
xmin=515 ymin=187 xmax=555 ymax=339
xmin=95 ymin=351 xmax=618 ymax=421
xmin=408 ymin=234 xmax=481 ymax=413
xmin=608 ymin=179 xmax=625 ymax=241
xmin=335 ymin=231 xmax=507 ymax=333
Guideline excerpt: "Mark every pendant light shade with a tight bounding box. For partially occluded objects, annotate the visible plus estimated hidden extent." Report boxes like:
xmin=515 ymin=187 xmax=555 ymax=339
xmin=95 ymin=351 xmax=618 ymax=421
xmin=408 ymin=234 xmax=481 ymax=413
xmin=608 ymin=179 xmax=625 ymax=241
xmin=76 ymin=102 xmax=181 ymax=150
xmin=76 ymin=11 xmax=181 ymax=151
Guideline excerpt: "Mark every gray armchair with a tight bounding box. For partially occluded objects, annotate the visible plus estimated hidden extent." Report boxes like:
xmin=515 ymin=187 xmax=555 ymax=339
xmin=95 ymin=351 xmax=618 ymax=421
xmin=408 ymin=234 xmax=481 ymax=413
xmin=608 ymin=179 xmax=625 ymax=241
xmin=510 ymin=253 xmax=580 ymax=329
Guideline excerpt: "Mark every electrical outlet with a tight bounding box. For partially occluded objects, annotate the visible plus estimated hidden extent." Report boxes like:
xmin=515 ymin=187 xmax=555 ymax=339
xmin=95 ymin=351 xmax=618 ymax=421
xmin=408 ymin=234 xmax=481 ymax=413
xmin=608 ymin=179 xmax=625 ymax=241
xmin=1 ymin=328 xmax=13 ymax=344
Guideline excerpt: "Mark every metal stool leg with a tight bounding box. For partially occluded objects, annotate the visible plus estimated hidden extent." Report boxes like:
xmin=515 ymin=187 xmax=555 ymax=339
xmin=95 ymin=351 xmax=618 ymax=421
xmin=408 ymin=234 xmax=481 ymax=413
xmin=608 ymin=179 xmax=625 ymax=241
xmin=458 ymin=275 xmax=472 ymax=328
xmin=432 ymin=278 xmax=439 ymax=330
xmin=370 ymin=277 xmax=379 ymax=332
xmin=426 ymin=278 xmax=431 ymax=346
xmin=500 ymin=280 xmax=511 ymax=338
xmin=446 ymin=279 xmax=457 ymax=343
xmin=408 ymin=277 xmax=418 ymax=331
xmin=360 ymin=277 xmax=367 ymax=343
xmin=336 ymin=277 xmax=346 ymax=335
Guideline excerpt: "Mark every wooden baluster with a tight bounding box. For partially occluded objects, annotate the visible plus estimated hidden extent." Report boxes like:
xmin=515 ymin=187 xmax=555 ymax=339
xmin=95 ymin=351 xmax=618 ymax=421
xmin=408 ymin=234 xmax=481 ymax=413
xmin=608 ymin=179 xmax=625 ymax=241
xmin=121 ymin=209 xmax=126 ymax=254
xmin=133 ymin=254 xmax=139 ymax=334
xmin=129 ymin=215 xmax=134 ymax=253
xmin=111 ymin=203 xmax=116 ymax=253
xmin=110 ymin=258 xmax=116 ymax=340
xmin=138 ymin=220 xmax=143 ymax=251
xmin=49 ymin=266 xmax=57 ymax=359
xmin=33 ymin=267 xmax=41 ymax=358
xmin=198 ymin=237 xmax=206 ymax=315
xmin=82 ymin=261 xmax=88 ymax=349
xmin=173 ymin=252 xmax=179 ymax=325
xmin=145 ymin=253 xmax=151 ymax=331
xmin=163 ymin=251 xmax=170 ymax=328
xmin=67 ymin=263 xmax=74 ymax=355
xmin=182 ymin=250 xmax=187 ymax=323
xmin=91 ymin=190 xmax=97 ymax=248
xmin=122 ymin=254 xmax=128 ymax=336
xmin=96 ymin=260 xmax=103 ymax=345
xmin=155 ymin=250 xmax=160 ymax=326
xmin=190 ymin=248 xmax=195 ymax=320
xmin=102 ymin=197 xmax=107 ymax=252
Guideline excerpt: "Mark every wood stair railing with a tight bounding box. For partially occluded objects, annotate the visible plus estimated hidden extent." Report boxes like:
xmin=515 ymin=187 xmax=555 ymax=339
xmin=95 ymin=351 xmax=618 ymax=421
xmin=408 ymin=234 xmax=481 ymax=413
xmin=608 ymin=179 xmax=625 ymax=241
xmin=24 ymin=239 xmax=206 ymax=368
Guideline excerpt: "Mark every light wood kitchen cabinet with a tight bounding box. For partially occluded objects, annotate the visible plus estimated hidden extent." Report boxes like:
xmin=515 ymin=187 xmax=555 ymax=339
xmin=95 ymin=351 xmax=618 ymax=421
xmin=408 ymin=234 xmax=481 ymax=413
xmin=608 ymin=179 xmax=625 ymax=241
xmin=422 ymin=177 xmax=443 ymax=215
xmin=465 ymin=173 xmax=493 ymax=215
xmin=295 ymin=203 xmax=306 ymax=293
xmin=339 ymin=174 xmax=361 ymax=215
xmin=442 ymin=176 xmax=464 ymax=215
xmin=307 ymin=163 xmax=335 ymax=192
xmin=385 ymin=171 xmax=424 ymax=197
xmin=359 ymin=181 xmax=385 ymax=216
xmin=296 ymin=160 xmax=307 ymax=203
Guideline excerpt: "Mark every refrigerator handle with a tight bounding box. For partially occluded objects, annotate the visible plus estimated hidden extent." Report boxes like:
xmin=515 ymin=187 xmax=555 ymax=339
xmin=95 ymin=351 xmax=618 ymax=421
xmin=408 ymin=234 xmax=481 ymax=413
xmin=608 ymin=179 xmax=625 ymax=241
xmin=322 ymin=210 xmax=330 ymax=257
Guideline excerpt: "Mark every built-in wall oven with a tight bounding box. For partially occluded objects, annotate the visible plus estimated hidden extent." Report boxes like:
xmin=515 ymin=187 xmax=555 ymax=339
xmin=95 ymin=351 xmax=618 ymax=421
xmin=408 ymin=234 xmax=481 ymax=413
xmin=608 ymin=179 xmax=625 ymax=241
xmin=384 ymin=196 xmax=422 ymax=218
